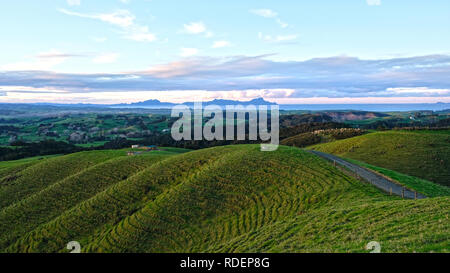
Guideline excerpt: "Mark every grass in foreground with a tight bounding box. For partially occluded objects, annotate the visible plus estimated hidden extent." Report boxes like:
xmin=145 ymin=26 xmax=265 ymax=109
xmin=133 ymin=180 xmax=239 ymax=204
xmin=0 ymin=145 xmax=448 ymax=253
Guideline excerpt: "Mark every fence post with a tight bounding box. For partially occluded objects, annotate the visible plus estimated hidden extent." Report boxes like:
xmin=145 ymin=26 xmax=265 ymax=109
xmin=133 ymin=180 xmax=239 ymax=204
xmin=334 ymin=160 xmax=336 ymax=167
xmin=390 ymin=187 xmax=392 ymax=196
xmin=402 ymin=187 xmax=405 ymax=199
xmin=415 ymin=191 xmax=417 ymax=200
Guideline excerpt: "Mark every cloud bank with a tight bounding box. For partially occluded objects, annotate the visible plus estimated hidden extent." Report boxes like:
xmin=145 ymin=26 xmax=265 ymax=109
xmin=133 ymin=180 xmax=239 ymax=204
xmin=1 ymin=54 xmax=450 ymax=103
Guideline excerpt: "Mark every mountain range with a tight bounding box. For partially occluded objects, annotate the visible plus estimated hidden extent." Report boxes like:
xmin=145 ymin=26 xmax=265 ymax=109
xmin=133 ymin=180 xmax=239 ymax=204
xmin=113 ymin=98 xmax=277 ymax=108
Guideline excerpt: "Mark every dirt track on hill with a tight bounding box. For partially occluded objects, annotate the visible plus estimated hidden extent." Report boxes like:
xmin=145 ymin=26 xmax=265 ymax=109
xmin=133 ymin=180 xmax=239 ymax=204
xmin=308 ymin=150 xmax=427 ymax=199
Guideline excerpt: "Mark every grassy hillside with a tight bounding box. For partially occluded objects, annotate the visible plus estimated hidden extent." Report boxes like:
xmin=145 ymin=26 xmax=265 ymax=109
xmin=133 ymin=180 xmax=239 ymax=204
xmin=0 ymin=145 xmax=448 ymax=253
xmin=281 ymin=128 xmax=366 ymax=148
xmin=344 ymin=158 xmax=450 ymax=197
xmin=0 ymin=150 xmax=124 ymax=209
xmin=0 ymin=155 xmax=60 ymax=173
xmin=0 ymin=155 xmax=64 ymax=181
xmin=310 ymin=130 xmax=450 ymax=187
xmin=208 ymin=197 xmax=449 ymax=253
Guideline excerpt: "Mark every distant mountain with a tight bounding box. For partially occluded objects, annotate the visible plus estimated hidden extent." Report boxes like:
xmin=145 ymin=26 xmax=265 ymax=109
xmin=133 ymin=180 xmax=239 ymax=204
xmin=204 ymin=98 xmax=277 ymax=106
xmin=113 ymin=98 xmax=277 ymax=108
xmin=114 ymin=99 xmax=176 ymax=108
xmin=184 ymin=98 xmax=277 ymax=107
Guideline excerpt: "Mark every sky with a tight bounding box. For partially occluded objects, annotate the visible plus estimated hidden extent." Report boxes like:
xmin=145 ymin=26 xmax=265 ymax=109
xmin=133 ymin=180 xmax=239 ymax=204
xmin=0 ymin=0 xmax=450 ymax=104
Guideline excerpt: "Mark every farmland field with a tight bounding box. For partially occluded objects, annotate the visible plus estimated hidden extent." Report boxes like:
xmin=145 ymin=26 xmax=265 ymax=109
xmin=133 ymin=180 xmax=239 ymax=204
xmin=0 ymin=145 xmax=448 ymax=253
xmin=310 ymin=130 xmax=450 ymax=186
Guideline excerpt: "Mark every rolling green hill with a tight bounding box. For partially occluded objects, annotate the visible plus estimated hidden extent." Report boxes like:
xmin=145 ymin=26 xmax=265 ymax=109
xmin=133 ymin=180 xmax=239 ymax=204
xmin=310 ymin=130 xmax=450 ymax=187
xmin=0 ymin=155 xmax=60 ymax=174
xmin=343 ymin=158 xmax=450 ymax=198
xmin=280 ymin=128 xmax=366 ymax=148
xmin=0 ymin=145 xmax=448 ymax=253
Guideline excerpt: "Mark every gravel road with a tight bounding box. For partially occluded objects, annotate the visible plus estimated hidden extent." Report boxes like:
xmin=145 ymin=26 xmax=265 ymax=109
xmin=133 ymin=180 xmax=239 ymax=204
xmin=308 ymin=150 xmax=427 ymax=199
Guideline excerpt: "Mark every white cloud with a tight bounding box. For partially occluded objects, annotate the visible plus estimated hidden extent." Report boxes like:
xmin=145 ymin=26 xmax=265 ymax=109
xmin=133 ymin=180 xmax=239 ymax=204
xmin=251 ymin=9 xmax=289 ymax=29
xmin=180 ymin=48 xmax=199 ymax=57
xmin=366 ymin=0 xmax=381 ymax=6
xmin=0 ymin=88 xmax=288 ymax=104
xmin=259 ymin=33 xmax=298 ymax=43
xmin=98 ymin=10 xmax=135 ymax=27
xmin=119 ymin=0 xmax=131 ymax=3
xmin=1 ymin=50 xmax=70 ymax=71
xmin=386 ymin=87 xmax=450 ymax=96
xmin=183 ymin=22 xmax=206 ymax=34
xmin=275 ymin=96 xmax=450 ymax=105
xmin=0 ymin=86 xmax=69 ymax=94
xmin=250 ymin=9 xmax=278 ymax=18
xmin=3 ymin=54 xmax=450 ymax=104
xmin=93 ymin=53 xmax=119 ymax=64
xmin=276 ymin=18 xmax=289 ymax=28
xmin=4 ymin=86 xmax=448 ymax=105
xmin=124 ymin=25 xmax=156 ymax=42
xmin=59 ymin=9 xmax=135 ymax=27
xmin=59 ymin=9 xmax=156 ymax=42
xmin=212 ymin=40 xmax=232 ymax=48
xmin=67 ymin=0 xmax=81 ymax=6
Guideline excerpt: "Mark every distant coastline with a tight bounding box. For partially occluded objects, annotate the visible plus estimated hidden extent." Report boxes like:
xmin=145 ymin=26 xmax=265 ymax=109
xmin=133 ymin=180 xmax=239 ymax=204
xmin=0 ymin=100 xmax=448 ymax=112
xmin=277 ymin=103 xmax=450 ymax=112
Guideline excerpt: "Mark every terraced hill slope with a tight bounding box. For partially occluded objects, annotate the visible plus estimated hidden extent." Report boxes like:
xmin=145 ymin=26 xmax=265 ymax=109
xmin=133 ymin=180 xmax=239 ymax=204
xmin=0 ymin=145 xmax=448 ymax=253
xmin=310 ymin=130 xmax=450 ymax=187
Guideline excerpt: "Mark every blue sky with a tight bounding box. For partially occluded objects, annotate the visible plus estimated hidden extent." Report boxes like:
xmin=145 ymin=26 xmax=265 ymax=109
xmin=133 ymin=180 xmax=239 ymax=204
xmin=0 ymin=0 xmax=450 ymax=104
